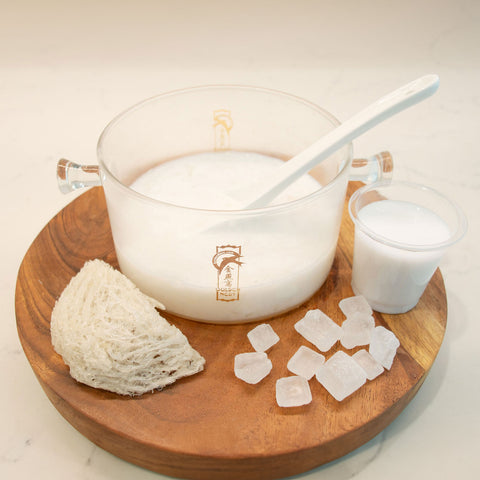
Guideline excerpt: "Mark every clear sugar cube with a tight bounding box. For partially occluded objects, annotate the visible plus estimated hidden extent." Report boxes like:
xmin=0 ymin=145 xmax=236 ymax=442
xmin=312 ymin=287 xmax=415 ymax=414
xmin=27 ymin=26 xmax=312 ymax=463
xmin=368 ymin=326 xmax=400 ymax=370
xmin=247 ymin=323 xmax=280 ymax=352
xmin=340 ymin=313 xmax=375 ymax=349
xmin=339 ymin=295 xmax=373 ymax=318
xmin=234 ymin=352 xmax=272 ymax=384
xmin=276 ymin=376 xmax=312 ymax=407
xmin=352 ymin=349 xmax=384 ymax=380
xmin=287 ymin=345 xmax=325 ymax=380
xmin=294 ymin=309 xmax=341 ymax=352
xmin=316 ymin=351 xmax=367 ymax=401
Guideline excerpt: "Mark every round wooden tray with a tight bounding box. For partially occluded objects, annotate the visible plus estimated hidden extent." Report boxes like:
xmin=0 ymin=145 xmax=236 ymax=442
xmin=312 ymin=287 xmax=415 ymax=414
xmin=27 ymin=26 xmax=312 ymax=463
xmin=15 ymin=182 xmax=447 ymax=480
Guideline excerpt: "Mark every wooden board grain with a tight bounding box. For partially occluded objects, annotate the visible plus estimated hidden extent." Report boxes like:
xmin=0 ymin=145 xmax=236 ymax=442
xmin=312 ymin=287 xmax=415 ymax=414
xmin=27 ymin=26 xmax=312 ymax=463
xmin=15 ymin=182 xmax=447 ymax=480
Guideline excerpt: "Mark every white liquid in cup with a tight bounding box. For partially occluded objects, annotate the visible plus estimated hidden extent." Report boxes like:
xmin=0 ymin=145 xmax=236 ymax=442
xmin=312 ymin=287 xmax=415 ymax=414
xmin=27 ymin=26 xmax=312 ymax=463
xmin=110 ymin=151 xmax=342 ymax=323
xmin=351 ymin=199 xmax=451 ymax=314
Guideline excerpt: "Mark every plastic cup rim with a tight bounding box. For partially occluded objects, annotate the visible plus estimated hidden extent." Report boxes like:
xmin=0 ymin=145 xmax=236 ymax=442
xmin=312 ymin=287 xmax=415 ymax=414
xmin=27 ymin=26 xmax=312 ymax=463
xmin=348 ymin=180 xmax=467 ymax=252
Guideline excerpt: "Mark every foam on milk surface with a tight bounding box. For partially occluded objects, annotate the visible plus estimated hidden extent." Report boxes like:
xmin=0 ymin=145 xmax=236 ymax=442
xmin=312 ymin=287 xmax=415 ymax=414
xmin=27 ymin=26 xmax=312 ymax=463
xmin=357 ymin=200 xmax=450 ymax=246
xmin=131 ymin=151 xmax=320 ymax=210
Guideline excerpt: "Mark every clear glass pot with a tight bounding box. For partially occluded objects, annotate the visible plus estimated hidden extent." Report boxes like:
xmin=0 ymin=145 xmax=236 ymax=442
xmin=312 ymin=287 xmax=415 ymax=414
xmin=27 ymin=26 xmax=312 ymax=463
xmin=57 ymin=86 xmax=392 ymax=323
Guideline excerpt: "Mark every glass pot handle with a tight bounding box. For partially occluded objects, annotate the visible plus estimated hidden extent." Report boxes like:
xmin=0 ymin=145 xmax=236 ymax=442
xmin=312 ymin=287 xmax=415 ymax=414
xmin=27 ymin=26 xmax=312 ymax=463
xmin=349 ymin=151 xmax=393 ymax=183
xmin=57 ymin=159 xmax=102 ymax=193
xmin=56 ymin=151 xmax=393 ymax=194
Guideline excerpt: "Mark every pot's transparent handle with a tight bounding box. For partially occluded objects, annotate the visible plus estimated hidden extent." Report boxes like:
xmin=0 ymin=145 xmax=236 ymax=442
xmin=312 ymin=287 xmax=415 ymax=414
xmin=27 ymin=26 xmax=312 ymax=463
xmin=57 ymin=159 xmax=102 ymax=193
xmin=56 ymin=151 xmax=393 ymax=194
xmin=349 ymin=151 xmax=393 ymax=183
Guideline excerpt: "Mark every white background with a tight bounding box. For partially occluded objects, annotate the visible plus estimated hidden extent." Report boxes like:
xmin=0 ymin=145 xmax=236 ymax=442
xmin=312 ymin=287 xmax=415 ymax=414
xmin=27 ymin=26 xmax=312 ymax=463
xmin=1 ymin=1 xmax=479 ymax=478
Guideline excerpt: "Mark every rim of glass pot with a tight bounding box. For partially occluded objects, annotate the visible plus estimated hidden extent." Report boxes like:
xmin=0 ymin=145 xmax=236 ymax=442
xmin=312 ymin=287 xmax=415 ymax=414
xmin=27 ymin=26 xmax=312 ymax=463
xmin=348 ymin=180 xmax=468 ymax=252
xmin=97 ymin=85 xmax=353 ymax=215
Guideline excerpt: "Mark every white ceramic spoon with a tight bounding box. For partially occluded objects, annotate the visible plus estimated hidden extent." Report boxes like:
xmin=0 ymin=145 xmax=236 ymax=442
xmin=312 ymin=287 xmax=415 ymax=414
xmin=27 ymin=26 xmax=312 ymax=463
xmin=232 ymin=74 xmax=439 ymax=209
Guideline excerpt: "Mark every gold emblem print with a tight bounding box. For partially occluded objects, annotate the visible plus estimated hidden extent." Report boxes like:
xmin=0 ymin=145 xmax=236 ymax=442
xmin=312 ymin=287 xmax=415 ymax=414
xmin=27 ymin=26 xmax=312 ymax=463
xmin=213 ymin=109 xmax=233 ymax=150
xmin=212 ymin=245 xmax=243 ymax=301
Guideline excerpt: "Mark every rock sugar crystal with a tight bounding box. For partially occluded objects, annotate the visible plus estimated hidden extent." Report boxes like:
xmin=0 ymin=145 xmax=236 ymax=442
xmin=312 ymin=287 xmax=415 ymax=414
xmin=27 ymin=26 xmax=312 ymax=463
xmin=276 ymin=376 xmax=312 ymax=407
xmin=234 ymin=352 xmax=273 ymax=384
xmin=369 ymin=326 xmax=400 ymax=370
xmin=294 ymin=309 xmax=341 ymax=352
xmin=316 ymin=351 xmax=367 ymax=401
xmin=247 ymin=323 xmax=280 ymax=352
xmin=287 ymin=345 xmax=325 ymax=380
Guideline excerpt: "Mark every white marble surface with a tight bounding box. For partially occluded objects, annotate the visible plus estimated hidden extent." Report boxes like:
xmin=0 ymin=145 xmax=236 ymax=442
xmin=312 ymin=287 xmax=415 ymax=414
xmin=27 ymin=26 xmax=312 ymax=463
xmin=1 ymin=0 xmax=479 ymax=478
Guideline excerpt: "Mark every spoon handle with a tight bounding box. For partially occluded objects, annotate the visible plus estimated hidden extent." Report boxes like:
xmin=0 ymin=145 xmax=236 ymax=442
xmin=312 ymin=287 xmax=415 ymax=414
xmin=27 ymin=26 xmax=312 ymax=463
xmin=242 ymin=74 xmax=439 ymax=209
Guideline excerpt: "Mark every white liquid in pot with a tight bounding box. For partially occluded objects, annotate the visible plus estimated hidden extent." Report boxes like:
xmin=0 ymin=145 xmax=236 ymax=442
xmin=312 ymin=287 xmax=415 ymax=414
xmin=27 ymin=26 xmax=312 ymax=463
xmin=130 ymin=151 xmax=320 ymax=210
xmin=111 ymin=151 xmax=342 ymax=323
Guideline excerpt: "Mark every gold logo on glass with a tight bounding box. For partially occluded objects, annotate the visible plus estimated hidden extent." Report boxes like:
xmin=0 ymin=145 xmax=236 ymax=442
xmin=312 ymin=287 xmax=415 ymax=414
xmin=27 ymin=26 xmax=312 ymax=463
xmin=212 ymin=245 xmax=243 ymax=301
xmin=213 ymin=109 xmax=233 ymax=150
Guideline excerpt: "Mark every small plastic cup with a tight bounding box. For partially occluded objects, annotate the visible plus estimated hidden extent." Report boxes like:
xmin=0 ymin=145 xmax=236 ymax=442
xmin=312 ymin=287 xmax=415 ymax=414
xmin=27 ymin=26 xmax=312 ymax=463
xmin=348 ymin=181 xmax=467 ymax=314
